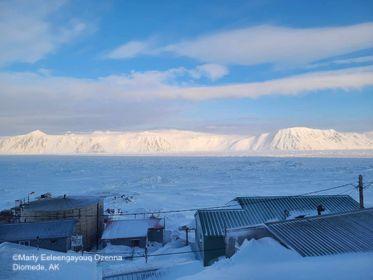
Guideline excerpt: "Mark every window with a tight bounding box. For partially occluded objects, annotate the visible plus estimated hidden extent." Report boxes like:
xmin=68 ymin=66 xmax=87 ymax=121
xmin=19 ymin=241 xmax=30 ymax=246
xmin=130 ymin=239 xmax=140 ymax=247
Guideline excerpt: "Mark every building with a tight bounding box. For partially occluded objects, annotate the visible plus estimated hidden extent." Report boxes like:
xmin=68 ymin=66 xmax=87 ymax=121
xmin=20 ymin=195 xmax=104 ymax=250
xmin=195 ymin=195 xmax=360 ymax=266
xmin=101 ymin=217 xmax=164 ymax=248
xmin=0 ymin=219 xmax=76 ymax=252
xmin=195 ymin=209 xmax=254 ymax=266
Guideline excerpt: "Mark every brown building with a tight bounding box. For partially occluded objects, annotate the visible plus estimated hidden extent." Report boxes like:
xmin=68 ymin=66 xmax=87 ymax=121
xmin=20 ymin=195 xmax=104 ymax=250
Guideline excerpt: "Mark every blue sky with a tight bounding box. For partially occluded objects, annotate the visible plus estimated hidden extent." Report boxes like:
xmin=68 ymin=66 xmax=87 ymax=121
xmin=0 ymin=0 xmax=372 ymax=135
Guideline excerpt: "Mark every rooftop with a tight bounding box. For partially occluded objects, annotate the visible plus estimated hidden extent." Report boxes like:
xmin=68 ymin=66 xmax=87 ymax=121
xmin=265 ymin=207 xmax=373 ymax=257
xmin=196 ymin=209 xmax=254 ymax=236
xmin=234 ymin=195 xmax=360 ymax=224
xmin=22 ymin=195 xmax=102 ymax=212
xmin=0 ymin=219 xmax=76 ymax=242
xmin=102 ymin=218 xmax=163 ymax=240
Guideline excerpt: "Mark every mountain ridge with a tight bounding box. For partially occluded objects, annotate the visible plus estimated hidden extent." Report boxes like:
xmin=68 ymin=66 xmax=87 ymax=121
xmin=0 ymin=127 xmax=372 ymax=155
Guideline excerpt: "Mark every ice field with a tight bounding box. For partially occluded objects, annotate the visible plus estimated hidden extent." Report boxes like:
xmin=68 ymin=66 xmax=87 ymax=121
xmin=1 ymin=156 xmax=373 ymax=225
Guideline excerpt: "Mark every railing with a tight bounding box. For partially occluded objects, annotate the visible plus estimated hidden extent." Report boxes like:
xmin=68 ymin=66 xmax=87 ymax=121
xmin=102 ymin=268 xmax=163 ymax=280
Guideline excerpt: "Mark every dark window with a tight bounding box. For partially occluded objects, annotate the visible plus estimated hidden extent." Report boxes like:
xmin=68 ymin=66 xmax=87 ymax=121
xmin=130 ymin=239 xmax=140 ymax=247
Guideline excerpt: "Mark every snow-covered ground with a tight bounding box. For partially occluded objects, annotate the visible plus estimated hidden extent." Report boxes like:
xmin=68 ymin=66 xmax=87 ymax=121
xmin=0 ymin=243 xmax=97 ymax=280
xmin=1 ymin=156 xmax=373 ymax=279
xmin=1 ymin=127 xmax=373 ymax=155
xmin=179 ymin=238 xmax=373 ymax=280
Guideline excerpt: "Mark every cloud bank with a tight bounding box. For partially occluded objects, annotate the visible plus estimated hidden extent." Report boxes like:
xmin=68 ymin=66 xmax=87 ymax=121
xmin=1 ymin=66 xmax=372 ymax=102
xmin=108 ymin=23 xmax=373 ymax=66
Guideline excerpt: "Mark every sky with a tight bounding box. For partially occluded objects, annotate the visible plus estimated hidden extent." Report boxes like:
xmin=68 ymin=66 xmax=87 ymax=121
xmin=0 ymin=0 xmax=373 ymax=136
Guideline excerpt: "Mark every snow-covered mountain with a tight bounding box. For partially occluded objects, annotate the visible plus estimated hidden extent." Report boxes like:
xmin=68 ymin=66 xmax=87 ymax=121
xmin=0 ymin=127 xmax=372 ymax=155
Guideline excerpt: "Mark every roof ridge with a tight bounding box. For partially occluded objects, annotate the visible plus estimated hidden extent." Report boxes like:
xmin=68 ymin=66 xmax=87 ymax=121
xmin=265 ymin=207 xmax=373 ymax=226
xmin=235 ymin=194 xmax=353 ymax=199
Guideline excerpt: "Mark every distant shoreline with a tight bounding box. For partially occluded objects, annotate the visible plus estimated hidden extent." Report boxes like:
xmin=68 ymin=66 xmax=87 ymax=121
xmin=0 ymin=150 xmax=373 ymax=158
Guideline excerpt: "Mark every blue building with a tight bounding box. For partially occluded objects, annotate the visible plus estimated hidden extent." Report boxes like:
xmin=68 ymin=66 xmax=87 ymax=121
xmin=0 ymin=219 xmax=76 ymax=252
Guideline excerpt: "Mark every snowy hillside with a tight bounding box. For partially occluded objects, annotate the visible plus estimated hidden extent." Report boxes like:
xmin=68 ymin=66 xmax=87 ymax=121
xmin=0 ymin=127 xmax=372 ymax=154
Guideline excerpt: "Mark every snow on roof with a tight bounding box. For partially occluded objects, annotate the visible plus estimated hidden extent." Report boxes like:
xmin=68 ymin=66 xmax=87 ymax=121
xmin=0 ymin=219 xmax=76 ymax=242
xmin=102 ymin=218 xmax=163 ymax=240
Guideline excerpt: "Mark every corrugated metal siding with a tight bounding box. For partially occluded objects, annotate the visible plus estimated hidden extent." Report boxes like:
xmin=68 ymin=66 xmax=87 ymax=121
xmin=0 ymin=219 xmax=76 ymax=242
xmin=197 ymin=210 xmax=253 ymax=236
xmin=235 ymin=195 xmax=360 ymax=225
xmin=266 ymin=208 xmax=373 ymax=257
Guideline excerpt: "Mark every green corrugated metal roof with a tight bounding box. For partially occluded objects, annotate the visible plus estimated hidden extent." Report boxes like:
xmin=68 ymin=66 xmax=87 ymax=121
xmin=196 ymin=209 xmax=254 ymax=236
xmin=234 ymin=195 xmax=360 ymax=225
xmin=197 ymin=195 xmax=360 ymax=237
xmin=265 ymin=207 xmax=373 ymax=257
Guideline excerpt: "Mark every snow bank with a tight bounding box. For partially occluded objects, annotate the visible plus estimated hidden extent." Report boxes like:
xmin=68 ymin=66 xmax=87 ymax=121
xmin=178 ymin=238 xmax=373 ymax=280
xmin=0 ymin=242 xmax=97 ymax=280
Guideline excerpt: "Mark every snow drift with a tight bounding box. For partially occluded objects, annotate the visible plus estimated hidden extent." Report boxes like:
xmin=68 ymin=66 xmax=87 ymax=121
xmin=178 ymin=238 xmax=373 ymax=280
xmin=0 ymin=127 xmax=372 ymax=154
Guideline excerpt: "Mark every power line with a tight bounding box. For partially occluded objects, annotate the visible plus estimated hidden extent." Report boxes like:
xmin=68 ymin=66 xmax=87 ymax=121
xmin=85 ymin=246 xmax=227 ymax=260
xmin=15 ymin=181 xmax=363 ymax=219
xmin=299 ymin=183 xmax=354 ymax=196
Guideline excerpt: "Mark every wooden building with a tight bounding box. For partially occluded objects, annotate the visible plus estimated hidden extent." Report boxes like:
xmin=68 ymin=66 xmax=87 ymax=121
xmin=20 ymin=195 xmax=104 ymax=250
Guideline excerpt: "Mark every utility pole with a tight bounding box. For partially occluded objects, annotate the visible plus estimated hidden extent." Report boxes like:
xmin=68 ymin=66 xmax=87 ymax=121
xmin=145 ymin=246 xmax=148 ymax=263
xmin=358 ymin=175 xmax=364 ymax=209
xmin=185 ymin=227 xmax=189 ymax=246
xmin=179 ymin=225 xmax=193 ymax=246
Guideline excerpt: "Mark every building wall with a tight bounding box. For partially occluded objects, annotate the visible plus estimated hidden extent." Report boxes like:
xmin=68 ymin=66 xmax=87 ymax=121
xmin=21 ymin=200 xmax=104 ymax=250
xmin=203 ymin=236 xmax=225 ymax=266
xmin=103 ymin=237 xmax=147 ymax=248
xmin=148 ymin=228 xmax=163 ymax=244
xmin=13 ymin=237 xmax=70 ymax=252
xmin=194 ymin=215 xmax=204 ymax=261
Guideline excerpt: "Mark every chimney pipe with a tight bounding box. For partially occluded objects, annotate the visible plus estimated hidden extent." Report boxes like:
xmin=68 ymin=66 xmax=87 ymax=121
xmin=358 ymin=175 xmax=364 ymax=209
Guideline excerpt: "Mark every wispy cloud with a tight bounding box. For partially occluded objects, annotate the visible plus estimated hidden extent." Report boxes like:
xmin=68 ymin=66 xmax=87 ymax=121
xmin=105 ymin=40 xmax=153 ymax=59
xmin=1 ymin=66 xmax=372 ymax=134
xmin=0 ymin=0 xmax=87 ymax=66
xmin=174 ymin=67 xmax=373 ymax=100
xmin=1 ymin=66 xmax=372 ymax=102
xmin=307 ymin=55 xmax=373 ymax=69
xmin=189 ymin=64 xmax=229 ymax=81
xmin=107 ymin=23 xmax=373 ymax=66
